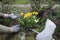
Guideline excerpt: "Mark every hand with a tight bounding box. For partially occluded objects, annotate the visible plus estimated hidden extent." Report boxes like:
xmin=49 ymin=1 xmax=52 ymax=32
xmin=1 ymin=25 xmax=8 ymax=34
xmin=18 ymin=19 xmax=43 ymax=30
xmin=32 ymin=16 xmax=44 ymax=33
xmin=4 ymin=13 xmax=20 ymax=19
xmin=8 ymin=13 xmax=20 ymax=19
xmin=11 ymin=24 xmax=20 ymax=32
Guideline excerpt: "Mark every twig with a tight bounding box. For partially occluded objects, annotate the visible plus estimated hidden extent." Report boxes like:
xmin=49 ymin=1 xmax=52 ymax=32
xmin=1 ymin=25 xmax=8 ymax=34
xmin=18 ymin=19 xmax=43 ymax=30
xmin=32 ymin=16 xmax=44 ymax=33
xmin=30 ymin=28 xmax=39 ymax=34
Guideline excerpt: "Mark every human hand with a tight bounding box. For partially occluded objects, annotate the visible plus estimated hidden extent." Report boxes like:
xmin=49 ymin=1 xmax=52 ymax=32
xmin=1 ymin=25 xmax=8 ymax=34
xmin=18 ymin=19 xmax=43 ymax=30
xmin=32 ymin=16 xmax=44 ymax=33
xmin=4 ymin=13 xmax=20 ymax=19
xmin=11 ymin=24 xmax=20 ymax=32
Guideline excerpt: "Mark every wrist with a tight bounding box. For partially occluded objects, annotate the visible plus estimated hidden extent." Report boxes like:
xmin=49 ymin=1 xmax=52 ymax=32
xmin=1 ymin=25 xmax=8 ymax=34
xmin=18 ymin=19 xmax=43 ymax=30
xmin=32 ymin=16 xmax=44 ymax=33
xmin=4 ymin=14 xmax=9 ymax=17
xmin=10 ymin=27 xmax=13 ymax=32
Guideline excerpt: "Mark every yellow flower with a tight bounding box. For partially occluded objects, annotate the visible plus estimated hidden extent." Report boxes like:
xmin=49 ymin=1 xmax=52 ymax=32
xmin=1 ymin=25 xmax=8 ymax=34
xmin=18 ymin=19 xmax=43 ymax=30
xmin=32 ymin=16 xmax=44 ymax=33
xmin=24 ymin=12 xmax=32 ymax=18
xmin=32 ymin=12 xmax=38 ymax=15
xmin=20 ymin=12 xmax=24 ymax=16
